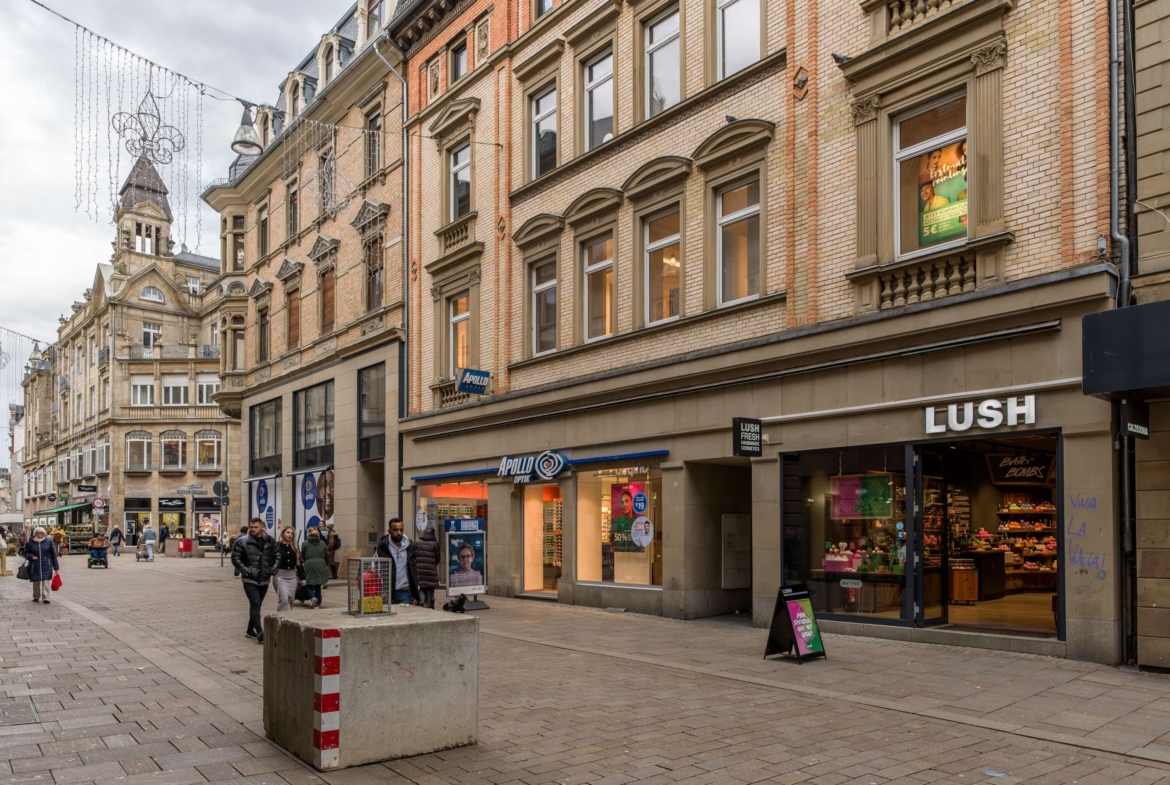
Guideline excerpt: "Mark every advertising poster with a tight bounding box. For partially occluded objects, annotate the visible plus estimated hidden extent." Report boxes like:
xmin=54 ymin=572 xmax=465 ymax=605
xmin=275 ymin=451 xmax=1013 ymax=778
xmin=831 ymin=474 xmax=893 ymax=519
xmin=294 ymin=470 xmax=335 ymax=546
xmin=915 ymin=140 xmax=968 ymax=247
xmin=250 ymin=477 xmax=282 ymax=537
xmin=764 ymin=583 xmax=828 ymax=663
xmin=786 ymin=597 xmax=826 ymax=657
xmin=445 ymin=518 xmax=486 ymax=596
xmin=196 ymin=512 xmax=221 ymax=547
xmin=610 ymin=483 xmax=646 ymax=553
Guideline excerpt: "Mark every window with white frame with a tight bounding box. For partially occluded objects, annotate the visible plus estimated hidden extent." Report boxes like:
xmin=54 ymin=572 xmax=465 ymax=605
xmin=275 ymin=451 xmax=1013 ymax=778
xmin=101 ymin=377 xmax=109 ymax=410
xmin=162 ymin=374 xmax=188 ymax=406
xmin=646 ymin=7 xmax=680 ymax=117
xmin=894 ymin=94 xmax=968 ymax=259
xmin=532 ymin=86 xmax=557 ymax=178
xmin=717 ymin=0 xmax=759 ymax=79
xmin=131 ymin=374 xmax=155 ymax=406
xmin=196 ymin=430 xmax=222 ymax=470
xmin=196 ymin=373 xmax=220 ymax=405
xmin=141 ymin=286 xmax=164 ymax=303
xmin=187 ymin=276 xmax=200 ymax=295
xmin=584 ymin=50 xmax=614 ymax=151
xmin=89 ymin=336 xmax=95 ymax=365
xmin=449 ymin=293 xmax=470 ymax=377
xmin=161 ymin=430 xmax=186 ymax=471
xmin=89 ymin=385 xmax=96 ymax=417
xmin=97 ymin=436 xmax=109 ymax=474
xmin=645 ymin=208 xmax=681 ymax=324
xmin=450 ymin=142 xmax=471 ymax=221
xmin=584 ymin=234 xmax=614 ymax=340
xmin=84 ymin=442 xmax=95 ymax=476
xmin=142 ymin=322 xmax=162 ymax=350
xmin=72 ymin=449 xmax=82 ymax=479
xmin=717 ymin=178 xmax=760 ymax=305
xmin=126 ymin=431 xmax=152 ymax=472
xmin=58 ymin=455 xmax=69 ymax=483
xmin=532 ymin=259 xmax=557 ymax=355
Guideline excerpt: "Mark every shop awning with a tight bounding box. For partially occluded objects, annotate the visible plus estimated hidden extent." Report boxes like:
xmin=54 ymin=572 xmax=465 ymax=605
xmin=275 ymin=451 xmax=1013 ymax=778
xmin=287 ymin=465 xmax=333 ymax=476
xmin=244 ymin=473 xmax=282 ymax=483
xmin=38 ymin=501 xmax=93 ymax=515
xmin=1084 ymin=299 xmax=1170 ymax=398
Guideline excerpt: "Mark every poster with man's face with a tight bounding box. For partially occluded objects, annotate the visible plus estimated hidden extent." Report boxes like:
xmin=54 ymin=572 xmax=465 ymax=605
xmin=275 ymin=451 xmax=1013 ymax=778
xmin=446 ymin=529 xmax=486 ymax=596
xmin=610 ymin=483 xmax=647 ymax=553
xmin=916 ymin=139 xmax=968 ymax=247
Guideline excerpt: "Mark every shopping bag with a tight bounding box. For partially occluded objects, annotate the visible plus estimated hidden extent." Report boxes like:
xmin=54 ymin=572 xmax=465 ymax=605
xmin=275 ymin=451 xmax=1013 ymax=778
xmin=50 ymin=573 xmax=62 ymax=592
xmin=16 ymin=561 xmax=29 ymax=581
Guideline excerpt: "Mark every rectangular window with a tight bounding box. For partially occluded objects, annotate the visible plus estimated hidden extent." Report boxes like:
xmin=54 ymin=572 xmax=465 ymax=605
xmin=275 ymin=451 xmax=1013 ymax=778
xmin=895 ymin=95 xmax=968 ymax=259
xmin=287 ymin=181 xmax=299 ymax=237
xmin=318 ymin=152 xmax=334 ymax=212
xmin=196 ymin=432 xmax=222 ymax=470
xmin=646 ymin=8 xmax=680 ymax=117
xmin=451 ymin=42 xmax=467 ymax=81
xmin=294 ymin=381 xmax=335 ymax=469
xmin=365 ymin=111 xmax=382 ymax=177
xmin=535 ymin=0 xmax=553 ymax=17
xmin=287 ymin=292 xmax=301 ymax=349
xmin=259 ymin=207 xmax=269 ymax=257
xmin=368 ymin=0 xmax=384 ymax=31
xmin=576 ymin=467 xmax=663 ymax=586
xmin=324 ymin=46 xmax=334 ymax=83
xmin=196 ymin=373 xmax=220 ymax=405
xmin=233 ymin=233 xmax=245 ymax=271
xmin=645 ymin=209 xmax=681 ymax=324
xmin=717 ymin=179 xmax=760 ymax=305
xmin=584 ymin=235 xmax=614 ymax=340
xmin=532 ymin=260 xmax=557 ymax=355
xmin=321 ymin=269 xmax=336 ymax=333
xmin=186 ymin=276 xmax=200 ymax=295
xmin=89 ymin=385 xmax=96 ymax=417
xmin=249 ymin=399 xmax=282 ymax=475
xmin=59 ymin=456 xmax=69 ymax=483
xmin=359 ymin=364 xmax=386 ymax=461
xmin=97 ymin=438 xmax=109 ymax=473
xmin=131 ymin=375 xmax=154 ymax=407
xmin=233 ymin=330 xmax=246 ymax=370
xmin=449 ymin=293 xmax=471 ymax=376
xmin=259 ymin=308 xmax=270 ymax=362
xmin=584 ymin=51 xmax=614 ymax=151
xmin=89 ymin=336 xmax=95 ymax=365
xmin=162 ymin=375 xmax=189 ymax=406
xmin=126 ymin=434 xmax=152 ymax=472
xmin=365 ymin=241 xmax=384 ymax=312
xmin=717 ymin=0 xmax=759 ymax=78
xmin=84 ymin=443 xmax=95 ymax=476
xmin=161 ymin=433 xmax=186 ymax=471
xmin=450 ymin=142 xmax=471 ymax=221
xmin=532 ymin=86 xmax=557 ymax=178
xmin=102 ymin=377 xmax=109 ymax=410
xmin=142 ymin=322 xmax=162 ymax=350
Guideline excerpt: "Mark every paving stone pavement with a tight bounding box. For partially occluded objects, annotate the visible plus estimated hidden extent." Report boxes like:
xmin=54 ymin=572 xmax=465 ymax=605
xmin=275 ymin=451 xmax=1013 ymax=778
xmin=2 ymin=557 xmax=1170 ymax=785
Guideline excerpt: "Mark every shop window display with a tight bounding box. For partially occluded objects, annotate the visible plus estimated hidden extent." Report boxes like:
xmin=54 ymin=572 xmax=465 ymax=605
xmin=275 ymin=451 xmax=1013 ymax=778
xmin=577 ymin=467 xmax=662 ymax=586
xmin=523 ymin=485 xmax=562 ymax=593
xmin=416 ymin=481 xmax=488 ymax=577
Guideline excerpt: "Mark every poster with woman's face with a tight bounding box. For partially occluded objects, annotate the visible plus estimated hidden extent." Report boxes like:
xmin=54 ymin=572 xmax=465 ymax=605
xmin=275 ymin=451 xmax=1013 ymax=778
xmin=916 ymin=139 xmax=968 ymax=247
xmin=446 ymin=530 xmax=486 ymax=596
xmin=610 ymin=483 xmax=647 ymax=553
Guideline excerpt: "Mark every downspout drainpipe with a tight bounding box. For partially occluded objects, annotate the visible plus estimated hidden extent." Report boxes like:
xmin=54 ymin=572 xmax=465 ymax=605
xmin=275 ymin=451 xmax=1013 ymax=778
xmin=1109 ymin=0 xmax=1135 ymax=664
xmin=372 ymin=35 xmax=410 ymax=523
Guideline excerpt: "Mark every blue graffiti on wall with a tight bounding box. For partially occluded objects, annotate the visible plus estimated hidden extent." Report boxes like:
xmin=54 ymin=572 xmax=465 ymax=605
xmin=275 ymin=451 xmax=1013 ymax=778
xmin=1066 ymin=494 xmax=1106 ymax=581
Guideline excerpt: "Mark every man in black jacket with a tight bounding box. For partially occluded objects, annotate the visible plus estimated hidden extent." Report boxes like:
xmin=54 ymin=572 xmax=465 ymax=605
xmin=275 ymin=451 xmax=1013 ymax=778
xmin=375 ymin=518 xmax=420 ymax=605
xmin=231 ymin=518 xmax=276 ymax=643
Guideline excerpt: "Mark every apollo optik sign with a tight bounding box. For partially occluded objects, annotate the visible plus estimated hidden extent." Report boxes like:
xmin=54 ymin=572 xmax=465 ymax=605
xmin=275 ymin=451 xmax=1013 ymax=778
xmin=497 ymin=450 xmax=567 ymax=484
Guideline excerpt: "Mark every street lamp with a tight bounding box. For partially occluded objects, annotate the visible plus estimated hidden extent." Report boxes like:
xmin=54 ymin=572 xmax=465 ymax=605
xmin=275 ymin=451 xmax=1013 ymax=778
xmin=230 ymin=102 xmax=263 ymax=156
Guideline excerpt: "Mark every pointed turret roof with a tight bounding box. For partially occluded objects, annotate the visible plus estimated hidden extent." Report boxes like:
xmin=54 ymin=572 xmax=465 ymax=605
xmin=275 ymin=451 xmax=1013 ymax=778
xmin=119 ymin=156 xmax=172 ymax=220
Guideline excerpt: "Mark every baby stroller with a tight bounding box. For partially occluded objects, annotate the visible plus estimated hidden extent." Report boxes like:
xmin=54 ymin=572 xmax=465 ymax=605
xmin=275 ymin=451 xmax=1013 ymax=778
xmin=87 ymin=539 xmax=110 ymax=569
xmin=134 ymin=539 xmax=150 ymax=562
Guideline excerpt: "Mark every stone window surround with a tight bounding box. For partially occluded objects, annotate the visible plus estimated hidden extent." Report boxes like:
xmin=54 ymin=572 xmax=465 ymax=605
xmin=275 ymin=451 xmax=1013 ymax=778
xmin=428 ymin=98 xmax=481 ymax=231
xmin=429 ymin=255 xmax=482 ymax=384
xmin=515 ymin=40 xmax=564 ymax=184
xmin=627 ymin=162 xmax=690 ymax=328
xmin=630 ymin=0 xmax=685 ymax=125
xmin=513 ymin=214 xmax=567 ymax=360
xmin=566 ymin=188 xmax=623 ymax=345
xmin=565 ymin=0 xmax=621 ymax=157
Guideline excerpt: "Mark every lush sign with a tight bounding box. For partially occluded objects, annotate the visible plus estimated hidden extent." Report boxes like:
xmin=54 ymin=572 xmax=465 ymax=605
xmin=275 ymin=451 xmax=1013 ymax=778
xmin=732 ymin=417 xmax=762 ymax=457
xmin=764 ymin=584 xmax=827 ymax=663
xmin=985 ymin=453 xmax=1055 ymax=487
xmin=925 ymin=395 xmax=1035 ymax=435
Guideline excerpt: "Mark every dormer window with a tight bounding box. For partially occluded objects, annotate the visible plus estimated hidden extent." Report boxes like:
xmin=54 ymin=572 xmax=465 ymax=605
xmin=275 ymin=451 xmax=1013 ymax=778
xmin=325 ymin=47 xmax=336 ymax=83
xmin=369 ymin=0 xmax=384 ymax=32
xmin=140 ymin=286 xmax=165 ymax=303
xmin=290 ymin=87 xmax=300 ymax=117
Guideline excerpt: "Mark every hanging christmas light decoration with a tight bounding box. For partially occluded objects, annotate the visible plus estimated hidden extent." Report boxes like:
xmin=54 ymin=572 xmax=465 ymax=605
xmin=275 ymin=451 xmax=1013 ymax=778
xmin=112 ymin=83 xmax=186 ymax=165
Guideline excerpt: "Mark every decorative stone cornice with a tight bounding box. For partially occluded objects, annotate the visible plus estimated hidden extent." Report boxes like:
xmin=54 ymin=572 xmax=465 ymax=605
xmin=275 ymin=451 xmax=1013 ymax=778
xmin=351 ymin=201 xmax=390 ymax=238
xmin=972 ymin=39 xmax=1007 ymax=75
xmin=622 ymin=156 xmax=693 ymax=202
xmin=427 ymin=98 xmax=481 ymax=146
xmin=851 ymin=96 xmax=880 ymax=126
xmin=275 ymin=258 xmax=304 ymax=284
xmin=692 ymin=118 xmax=775 ymax=171
xmin=248 ymin=278 xmax=273 ymax=300
xmin=308 ymin=234 xmax=339 ymax=263
xmin=512 ymin=213 xmax=565 ymax=249
xmin=563 ymin=187 xmax=623 ymax=227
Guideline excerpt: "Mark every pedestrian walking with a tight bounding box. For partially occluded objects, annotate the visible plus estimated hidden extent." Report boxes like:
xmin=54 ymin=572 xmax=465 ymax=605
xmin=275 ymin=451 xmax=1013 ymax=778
xmin=231 ymin=517 xmax=276 ymax=643
xmin=109 ymin=526 xmax=123 ymax=557
xmin=325 ymin=523 xmax=342 ymax=580
xmin=414 ymin=525 xmax=441 ymax=608
xmin=375 ymin=518 xmax=420 ymax=606
xmin=142 ymin=524 xmax=157 ymax=561
xmin=229 ymin=525 xmax=247 ymax=576
xmin=273 ymin=525 xmax=305 ymax=612
xmin=300 ymin=527 xmax=329 ymax=609
xmin=24 ymin=527 xmax=59 ymax=604
xmin=159 ymin=522 xmax=170 ymax=554
xmin=17 ymin=528 xmax=27 ymax=551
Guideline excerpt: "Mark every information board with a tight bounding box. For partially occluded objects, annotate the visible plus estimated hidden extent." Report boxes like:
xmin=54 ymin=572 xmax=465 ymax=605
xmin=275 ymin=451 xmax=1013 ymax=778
xmin=764 ymin=583 xmax=827 ymax=664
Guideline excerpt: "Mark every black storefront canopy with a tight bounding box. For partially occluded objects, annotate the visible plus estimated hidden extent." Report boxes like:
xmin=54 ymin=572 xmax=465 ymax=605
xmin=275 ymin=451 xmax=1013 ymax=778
xmin=1083 ymin=299 xmax=1170 ymax=398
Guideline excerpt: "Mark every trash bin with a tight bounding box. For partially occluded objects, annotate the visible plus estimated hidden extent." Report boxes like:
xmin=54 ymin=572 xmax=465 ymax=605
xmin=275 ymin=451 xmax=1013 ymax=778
xmin=177 ymin=538 xmax=193 ymax=557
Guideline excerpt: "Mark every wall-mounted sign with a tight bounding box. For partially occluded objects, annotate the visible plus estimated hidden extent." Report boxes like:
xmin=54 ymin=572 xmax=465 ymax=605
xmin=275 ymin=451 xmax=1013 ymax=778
xmin=497 ymin=450 xmax=567 ymax=484
xmin=1121 ymin=398 xmax=1150 ymax=440
xmin=732 ymin=417 xmax=762 ymax=457
xmin=58 ymin=492 xmax=69 ymax=504
xmin=925 ymin=395 xmax=1035 ymax=435
xmin=48 ymin=493 xmax=56 ymax=502
xmin=985 ymin=454 xmax=1056 ymax=487
xmin=158 ymin=497 xmax=186 ymax=509
xmin=77 ymin=484 xmax=98 ymax=494
xmin=457 ymin=368 xmax=491 ymax=395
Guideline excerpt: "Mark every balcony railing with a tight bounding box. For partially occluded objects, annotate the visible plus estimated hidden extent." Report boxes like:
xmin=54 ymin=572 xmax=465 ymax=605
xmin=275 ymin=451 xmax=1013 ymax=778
xmin=97 ymin=347 xmax=109 ymax=366
xmin=120 ymin=405 xmax=224 ymax=420
xmin=199 ymin=344 xmax=221 ymax=359
xmin=438 ymin=212 xmax=477 ymax=256
xmin=58 ymin=376 xmax=68 ymax=392
xmin=161 ymin=345 xmax=190 ymax=359
xmin=129 ymin=345 xmax=159 ymax=359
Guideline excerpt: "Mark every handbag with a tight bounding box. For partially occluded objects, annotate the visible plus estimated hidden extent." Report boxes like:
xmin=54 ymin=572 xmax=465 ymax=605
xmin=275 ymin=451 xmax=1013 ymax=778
xmin=50 ymin=573 xmax=62 ymax=592
xmin=16 ymin=561 xmax=29 ymax=581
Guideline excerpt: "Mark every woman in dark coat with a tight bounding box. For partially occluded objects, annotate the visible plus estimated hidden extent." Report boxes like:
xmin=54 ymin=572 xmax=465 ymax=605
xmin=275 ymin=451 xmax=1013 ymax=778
xmin=415 ymin=526 xmax=441 ymax=608
xmin=24 ymin=527 xmax=59 ymax=604
xmin=300 ymin=527 xmax=330 ymax=609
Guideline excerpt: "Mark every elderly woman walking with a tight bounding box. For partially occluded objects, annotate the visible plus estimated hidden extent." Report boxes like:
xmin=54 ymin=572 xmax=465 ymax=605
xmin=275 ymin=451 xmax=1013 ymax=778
xmin=24 ymin=527 xmax=59 ymax=604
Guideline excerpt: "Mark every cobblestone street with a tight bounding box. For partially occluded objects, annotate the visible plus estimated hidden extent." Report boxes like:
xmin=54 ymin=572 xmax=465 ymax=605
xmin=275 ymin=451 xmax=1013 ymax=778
xmin=2 ymin=557 xmax=1170 ymax=785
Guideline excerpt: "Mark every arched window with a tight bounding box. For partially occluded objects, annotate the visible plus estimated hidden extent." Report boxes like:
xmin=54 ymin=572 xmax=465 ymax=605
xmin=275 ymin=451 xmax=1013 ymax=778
xmin=196 ymin=430 xmax=222 ymax=471
xmin=126 ymin=431 xmax=152 ymax=472
xmin=160 ymin=430 xmax=187 ymax=471
xmin=141 ymin=286 xmax=164 ymax=303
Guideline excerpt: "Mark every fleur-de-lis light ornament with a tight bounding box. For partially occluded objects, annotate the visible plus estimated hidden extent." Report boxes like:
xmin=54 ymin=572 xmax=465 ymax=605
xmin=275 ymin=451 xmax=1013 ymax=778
xmin=112 ymin=89 xmax=186 ymax=164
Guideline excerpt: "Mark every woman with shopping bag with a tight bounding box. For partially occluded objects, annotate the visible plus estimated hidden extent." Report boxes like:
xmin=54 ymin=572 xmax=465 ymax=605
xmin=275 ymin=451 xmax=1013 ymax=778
xmin=24 ymin=527 xmax=60 ymax=604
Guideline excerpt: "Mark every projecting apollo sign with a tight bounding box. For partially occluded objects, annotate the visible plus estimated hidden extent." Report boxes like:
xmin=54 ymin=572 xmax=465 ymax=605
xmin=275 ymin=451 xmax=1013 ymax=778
xmin=497 ymin=450 xmax=567 ymax=484
xmin=925 ymin=394 xmax=1036 ymax=435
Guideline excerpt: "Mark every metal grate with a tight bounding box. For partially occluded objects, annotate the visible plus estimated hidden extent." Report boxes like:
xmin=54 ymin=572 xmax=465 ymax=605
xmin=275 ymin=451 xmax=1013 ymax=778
xmin=346 ymin=557 xmax=395 ymax=615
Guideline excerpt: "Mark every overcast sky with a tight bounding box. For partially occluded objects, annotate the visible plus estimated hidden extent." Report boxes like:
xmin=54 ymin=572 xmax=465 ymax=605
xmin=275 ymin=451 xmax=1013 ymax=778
xmin=0 ymin=0 xmax=352 ymax=470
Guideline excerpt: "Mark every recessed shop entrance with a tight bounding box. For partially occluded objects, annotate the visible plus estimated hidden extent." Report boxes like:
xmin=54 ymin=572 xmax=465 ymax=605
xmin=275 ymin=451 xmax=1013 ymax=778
xmin=523 ymin=484 xmax=563 ymax=595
